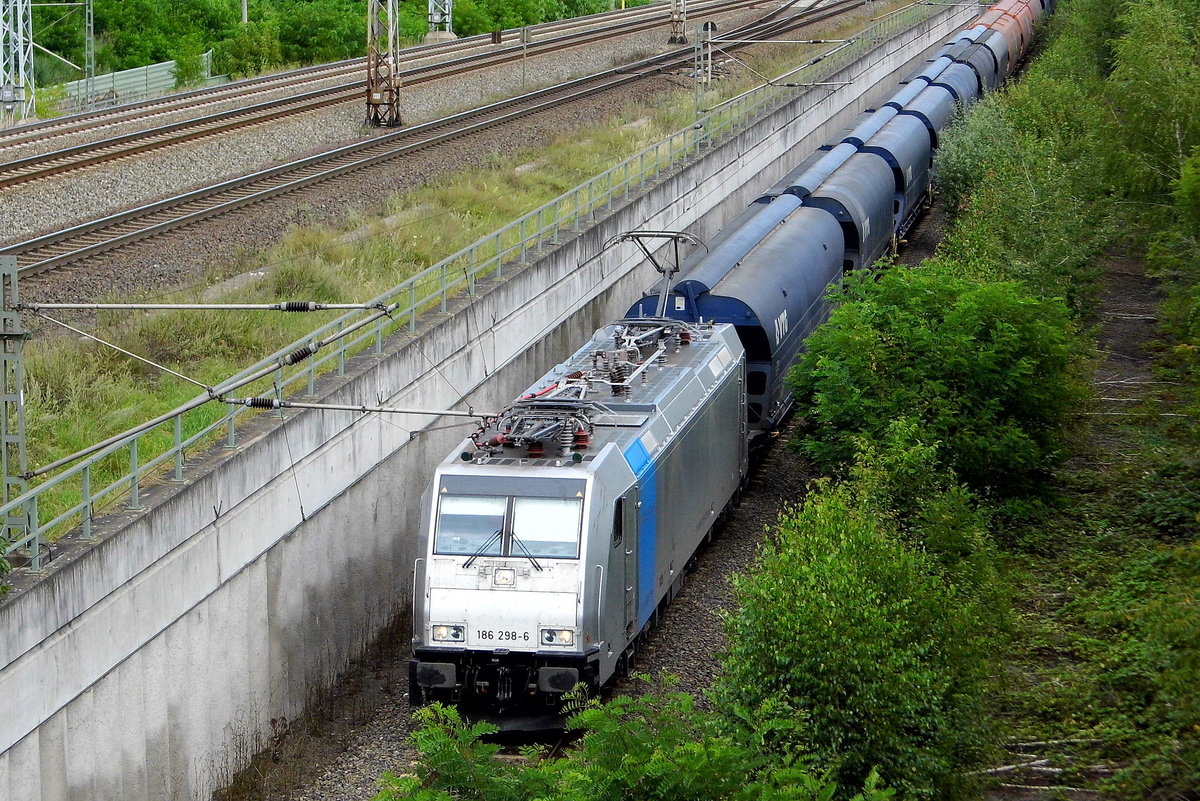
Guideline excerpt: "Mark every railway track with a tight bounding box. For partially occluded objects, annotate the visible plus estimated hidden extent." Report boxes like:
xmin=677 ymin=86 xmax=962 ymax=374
xmin=0 ymin=0 xmax=764 ymax=166
xmin=1 ymin=0 xmax=863 ymax=277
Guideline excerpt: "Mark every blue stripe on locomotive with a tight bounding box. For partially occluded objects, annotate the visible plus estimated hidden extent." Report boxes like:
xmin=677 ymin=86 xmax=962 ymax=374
xmin=624 ymin=439 xmax=651 ymax=474
xmin=636 ymin=465 xmax=658 ymax=626
xmin=621 ymin=440 xmax=660 ymax=627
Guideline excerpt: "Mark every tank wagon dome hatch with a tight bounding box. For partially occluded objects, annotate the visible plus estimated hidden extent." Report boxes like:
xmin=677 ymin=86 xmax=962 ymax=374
xmin=902 ymin=54 xmax=954 ymax=86
xmin=885 ymin=79 xmax=929 ymax=112
xmin=842 ymin=106 xmax=899 ymax=148
xmin=758 ymin=145 xmax=844 ymax=203
xmin=781 ymin=142 xmax=858 ymax=199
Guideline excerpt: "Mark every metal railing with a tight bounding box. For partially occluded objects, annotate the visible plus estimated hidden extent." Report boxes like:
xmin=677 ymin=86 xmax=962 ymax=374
xmin=0 ymin=0 xmax=973 ymax=578
xmin=55 ymin=52 xmax=218 ymax=113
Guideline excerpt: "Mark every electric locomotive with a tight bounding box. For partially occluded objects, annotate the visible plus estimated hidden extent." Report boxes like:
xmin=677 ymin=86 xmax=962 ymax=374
xmin=409 ymin=319 xmax=747 ymax=726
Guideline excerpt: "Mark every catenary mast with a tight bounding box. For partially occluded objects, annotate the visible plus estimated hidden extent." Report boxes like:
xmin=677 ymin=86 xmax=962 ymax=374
xmin=1 ymin=0 xmax=35 ymax=124
xmin=366 ymin=0 xmax=401 ymax=127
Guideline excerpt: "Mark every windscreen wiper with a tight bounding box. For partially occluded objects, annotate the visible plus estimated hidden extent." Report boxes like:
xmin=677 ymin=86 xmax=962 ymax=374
xmin=509 ymin=532 xmax=544 ymax=572
xmin=463 ymin=529 xmax=502 ymax=569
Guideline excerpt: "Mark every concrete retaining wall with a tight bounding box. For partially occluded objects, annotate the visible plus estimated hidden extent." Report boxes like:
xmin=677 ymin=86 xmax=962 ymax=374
xmin=0 ymin=6 xmax=976 ymax=799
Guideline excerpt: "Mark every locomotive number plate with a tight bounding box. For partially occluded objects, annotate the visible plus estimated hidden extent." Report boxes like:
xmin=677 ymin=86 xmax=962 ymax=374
xmin=476 ymin=629 xmax=530 ymax=642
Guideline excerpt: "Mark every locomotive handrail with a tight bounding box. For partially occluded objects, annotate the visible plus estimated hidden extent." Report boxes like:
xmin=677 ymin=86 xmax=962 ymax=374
xmin=596 ymin=565 xmax=605 ymax=642
xmin=2 ymin=0 xmax=976 ymax=579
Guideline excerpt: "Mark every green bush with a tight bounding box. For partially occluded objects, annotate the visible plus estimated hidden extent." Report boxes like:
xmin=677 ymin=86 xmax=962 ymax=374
xmin=376 ymin=690 xmax=896 ymax=801
xmin=844 ymin=421 xmax=1006 ymax=600
xmin=273 ymin=1 xmax=364 ymax=64
xmin=213 ymin=21 xmax=282 ymax=78
xmin=171 ymin=35 xmax=208 ymax=87
xmin=712 ymin=483 xmax=994 ymax=800
xmin=33 ymin=0 xmax=624 ymax=82
xmin=933 ymin=99 xmax=1110 ymax=305
xmin=789 ymin=268 xmax=1086 ymax=497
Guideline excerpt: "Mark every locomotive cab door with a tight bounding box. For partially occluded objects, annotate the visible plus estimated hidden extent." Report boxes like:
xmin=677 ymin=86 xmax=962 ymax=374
xmin=614 ymin=488 xmax=639 ymax=638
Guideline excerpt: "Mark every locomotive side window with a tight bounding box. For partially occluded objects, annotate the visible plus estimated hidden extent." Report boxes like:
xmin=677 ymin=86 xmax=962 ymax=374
xmin=613 ymin=497 xmax=625 ymax=546
xmin=435 ymin=496 xmax=506 ymax=555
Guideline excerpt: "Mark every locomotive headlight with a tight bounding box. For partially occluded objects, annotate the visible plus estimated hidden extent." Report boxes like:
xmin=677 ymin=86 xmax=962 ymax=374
xmin=540 ymin=628 xmax=575 ymax=646
xmin=432 ymin=624 xmax=465 ymax=642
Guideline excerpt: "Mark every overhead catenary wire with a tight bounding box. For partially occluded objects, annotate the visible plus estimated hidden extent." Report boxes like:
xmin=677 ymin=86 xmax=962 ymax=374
xmin=35 ymin=312 xmax=213 ymax=391
xmin=24 ymin=233 xmax=625 ymax=478
xmin=19 ymin=301 xmax=391 ymax=312
xmin=28 ymin=299 xmax=409 ymax=477
xmin=226 ymin=398 xmax=494 ymax=418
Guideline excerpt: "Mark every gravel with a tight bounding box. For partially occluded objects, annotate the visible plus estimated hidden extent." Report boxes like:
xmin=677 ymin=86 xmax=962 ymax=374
xmin=1 ymin=9 xmax=747 ymax=247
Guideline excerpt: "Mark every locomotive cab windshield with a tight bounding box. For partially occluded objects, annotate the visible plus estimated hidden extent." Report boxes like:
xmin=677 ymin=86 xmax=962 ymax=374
xmin=435 ymin=493 xmax=583 ymax=560
xmin=434 ymin=479 xmax=588 ymax=561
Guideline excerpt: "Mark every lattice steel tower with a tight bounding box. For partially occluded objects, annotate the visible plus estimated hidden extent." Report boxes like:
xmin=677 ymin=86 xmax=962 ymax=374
xmin=366 ymin=0 xmax=401 ymax=127
xmin=669 ymin=0 xmax=687 ymax=45
xmin=1 ymin=0 xmax=36 ymax=124
xmin=427 ymin=0 xmax=452 ymax=33
xmin=0 ymin=257 xmax=28 ymax=521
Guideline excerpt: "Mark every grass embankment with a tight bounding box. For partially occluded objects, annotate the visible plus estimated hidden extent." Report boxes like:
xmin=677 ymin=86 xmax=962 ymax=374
xmin=15 ymin=6 xmax=890 ymax=542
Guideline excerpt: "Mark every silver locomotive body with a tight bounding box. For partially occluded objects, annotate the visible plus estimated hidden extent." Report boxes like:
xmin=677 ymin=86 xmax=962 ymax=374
xmin=410 ymin=320 xmax=747 ymax=724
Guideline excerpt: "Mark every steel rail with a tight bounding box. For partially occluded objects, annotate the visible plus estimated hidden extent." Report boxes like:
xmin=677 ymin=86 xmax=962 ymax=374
xmin=2 ymin=0 xmax=864 ymax=275
xmin=0 ymin=0 xmax=774 ymax=188
xmin=0 ymin=0 xmax=756 ymax=151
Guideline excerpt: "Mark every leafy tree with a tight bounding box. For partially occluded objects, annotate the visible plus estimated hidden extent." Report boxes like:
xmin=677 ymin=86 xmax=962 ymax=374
xmin=213 ymin=21 xmax=282 ymax=78
xmin=933 ymin=98 xmax=1111 ymax=304
xmin=789 ymin=268 xmax=1086 ymax=497
xmin=270 ymin=0 xmax=365 ymax=63
xmin=712 ymin=483 xmax=994 ymax=800
xmin=171 ymin=36 xmax=209 ymax=87
xmin=1103 ymin=0 xmax=1200 ymax=199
